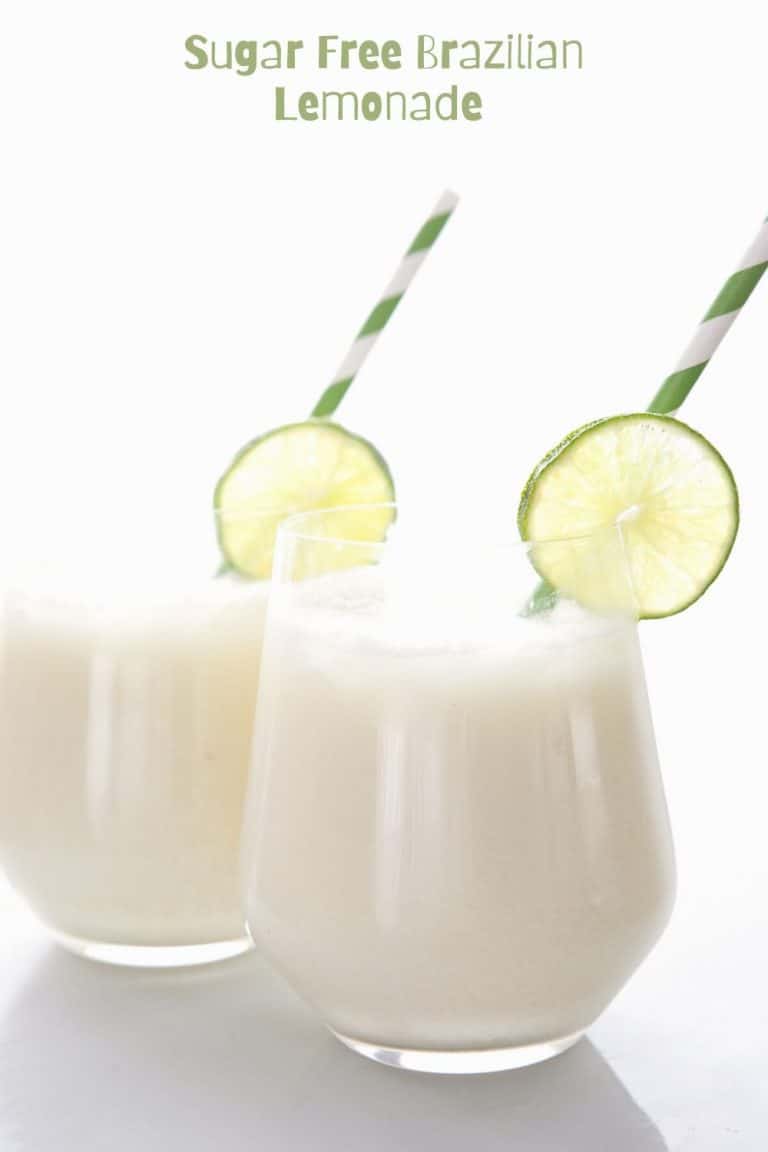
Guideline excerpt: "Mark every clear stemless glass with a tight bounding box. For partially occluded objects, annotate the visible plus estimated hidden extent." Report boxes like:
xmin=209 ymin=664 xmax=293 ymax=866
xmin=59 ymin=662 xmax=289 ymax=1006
xmin=242 ymin=505 xmax=676 ymax=1073
xmin=0 ymin=509 xmax=276 ymax=966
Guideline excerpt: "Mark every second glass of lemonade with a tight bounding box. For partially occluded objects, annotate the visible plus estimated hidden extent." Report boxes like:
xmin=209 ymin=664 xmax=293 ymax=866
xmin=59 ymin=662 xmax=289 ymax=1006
xmin=0 ymin=510 xmax=277 ymax=966
xmin=243 ymin=506 xmax=676 ymax=1072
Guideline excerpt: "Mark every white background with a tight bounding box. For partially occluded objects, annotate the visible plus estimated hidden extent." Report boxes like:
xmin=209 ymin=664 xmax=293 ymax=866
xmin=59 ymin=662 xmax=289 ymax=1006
xmin=1 ymin=2 xmax=768 ymax=1149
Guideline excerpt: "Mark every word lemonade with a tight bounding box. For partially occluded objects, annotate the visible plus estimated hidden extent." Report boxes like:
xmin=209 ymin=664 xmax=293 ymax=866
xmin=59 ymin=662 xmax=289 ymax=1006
xmin=184 ymin=34 xmax=584 ymax=122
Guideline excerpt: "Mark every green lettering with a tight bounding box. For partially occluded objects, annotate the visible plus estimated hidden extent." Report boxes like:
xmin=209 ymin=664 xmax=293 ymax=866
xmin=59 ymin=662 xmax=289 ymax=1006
xmin=463 ymin=91 xmax=482 ymax=121
xmin=234 ymin=41 xmax=258 ymax=76
xmin=435 ymin=85 xmax=459 ymax=121
xmin=385 ymin=91 xmax=408 ymax=117
xmin=338 ymin=40 xmax=356 ymax=68
xmin=536 ymin=40 xmax=558 ymax=69
xmin=358 ymin=40 xmax=380 ymax=69
xmin=563 ymin=39 xmax=583 ymax=69
xmin=381 ymin=40 xmax=402 ymax=69
xmin=184 ymin=34 xmax=208 ymax=70
xmin=274 ymin=87 xmax=297 ymax=120
xmin=484 ymin=40 xmax=503 ymax=68
xmin=441 ymin=41 xmax=458 ymax=68
xmin=298 ymin=91 xmax=319 ymax=119
xmin=361 ymin=92 xmax=381 ymax=119
xmin=322 ymin=91 xmax=360 ymax=118
xmin=318 ymin=36 xmax=337 ymax=68
xmin=410 ymin=92 xmax=431 ymax=120
xmin=417 ymin=35 xmax=437 ymax=68
xmin=459 ymin=40 xmax=481 ymax=68
xmin=286 ymin=40 xmax=304 ymax=68
xmin=260 ymin=40 xmax=282 ymax=69
xmin=210 ymin=41 xmax=232 ymax=70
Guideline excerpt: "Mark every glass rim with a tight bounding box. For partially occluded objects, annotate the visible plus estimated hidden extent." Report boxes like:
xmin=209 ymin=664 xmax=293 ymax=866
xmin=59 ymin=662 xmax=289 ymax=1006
xmin=276 ymin=503 xmax=628 ymax=551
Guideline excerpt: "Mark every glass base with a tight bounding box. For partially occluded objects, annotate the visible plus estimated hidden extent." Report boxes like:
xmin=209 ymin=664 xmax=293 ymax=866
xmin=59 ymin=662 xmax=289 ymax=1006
xmin=332 ymin=1028 xmax=584 ymax=1074
xmin=50 ymin=929 xmax=252 ymax=968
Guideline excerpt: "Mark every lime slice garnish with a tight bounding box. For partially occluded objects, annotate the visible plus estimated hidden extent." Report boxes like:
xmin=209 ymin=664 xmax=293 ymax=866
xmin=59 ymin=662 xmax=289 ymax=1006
xmin=518 ymin=413 xmax=739 ymax=619
xmin=214 ymin=420 xmax=395 ymax=579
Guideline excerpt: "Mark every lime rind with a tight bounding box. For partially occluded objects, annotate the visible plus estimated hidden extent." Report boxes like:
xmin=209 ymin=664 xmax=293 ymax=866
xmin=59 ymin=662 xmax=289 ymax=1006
xmin=214 ymin=420 xmax=395 ymax=579
xmin=518 ymin=413 xmax=739 ymax=620
xmin=517 ymin=417 xmax=607 ymax=538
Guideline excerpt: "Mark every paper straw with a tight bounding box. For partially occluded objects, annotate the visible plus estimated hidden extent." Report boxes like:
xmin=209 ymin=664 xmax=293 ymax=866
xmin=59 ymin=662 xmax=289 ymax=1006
xmin=648 ymin=215 xmax=768 ymax=414
xmin=525 ymin=211 xmax=768 ymax=613
xmin=311 ymin=189 xmax=459 ymax=419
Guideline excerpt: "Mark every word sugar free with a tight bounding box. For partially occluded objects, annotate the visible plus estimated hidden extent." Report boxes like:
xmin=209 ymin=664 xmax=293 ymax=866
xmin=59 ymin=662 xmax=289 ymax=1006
xmin=184 ymin=33 xmax=584 ymax=123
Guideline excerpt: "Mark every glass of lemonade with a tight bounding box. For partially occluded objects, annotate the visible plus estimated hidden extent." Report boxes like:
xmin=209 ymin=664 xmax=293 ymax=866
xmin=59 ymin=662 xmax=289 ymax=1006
xmin=242 ymin=505 xmax=676 ymax=1072
xmin=0 ymin=510 xmax=274 ymax=966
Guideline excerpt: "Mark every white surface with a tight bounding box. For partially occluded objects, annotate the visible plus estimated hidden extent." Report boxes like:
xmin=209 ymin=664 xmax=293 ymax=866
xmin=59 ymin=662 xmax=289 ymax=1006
xmin=1 ymin=701 xmax=767 ymax=1152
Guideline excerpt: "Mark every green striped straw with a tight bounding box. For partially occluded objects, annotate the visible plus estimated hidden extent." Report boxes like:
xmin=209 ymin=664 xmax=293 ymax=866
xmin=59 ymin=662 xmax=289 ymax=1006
xmin=525 ymin=210 xmax=768 ymax=615
xmin=311 ymin=189 xmax=459 ymax=419
xmin=648 ymin=214 xmax=768 ymax=414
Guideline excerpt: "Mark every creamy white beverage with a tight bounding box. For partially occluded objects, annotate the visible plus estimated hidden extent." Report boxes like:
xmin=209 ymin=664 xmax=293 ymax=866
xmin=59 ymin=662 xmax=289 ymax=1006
xmin=0 ymin=578 xmax=268 ymax=957
xmin=244 ymin=565 xmax=676 ymax=1057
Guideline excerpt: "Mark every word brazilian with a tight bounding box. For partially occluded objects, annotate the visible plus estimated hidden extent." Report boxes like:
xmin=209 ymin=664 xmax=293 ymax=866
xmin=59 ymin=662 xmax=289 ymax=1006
xmin=184 ymin=34 xmax=584 ymax=124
